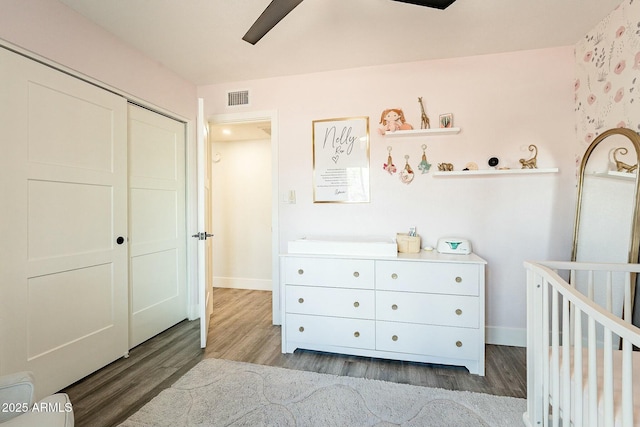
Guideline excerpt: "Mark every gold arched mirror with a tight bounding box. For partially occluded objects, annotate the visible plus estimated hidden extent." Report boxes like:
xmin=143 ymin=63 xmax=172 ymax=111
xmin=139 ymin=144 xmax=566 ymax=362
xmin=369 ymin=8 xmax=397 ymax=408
xmin=572 ymin=127 xmax=640 ymax=325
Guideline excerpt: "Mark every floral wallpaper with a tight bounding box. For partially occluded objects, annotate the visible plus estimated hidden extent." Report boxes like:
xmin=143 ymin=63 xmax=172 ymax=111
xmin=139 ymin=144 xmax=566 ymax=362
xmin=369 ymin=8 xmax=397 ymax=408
xmin=575 ymin=0 xmax=640 ymax=150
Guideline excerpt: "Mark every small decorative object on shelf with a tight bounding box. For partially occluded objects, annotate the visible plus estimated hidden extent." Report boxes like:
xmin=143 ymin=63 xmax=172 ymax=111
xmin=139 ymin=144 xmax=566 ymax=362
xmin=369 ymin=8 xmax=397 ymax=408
xmin=519 ymin=144 xmax=538 ymax=169
xmin=438 ymin=162 xmax=454 ymax=171
xmin=400 ymin=155 xmax=415 ymax=184
xmin=378 ymin=108 xmax=413 ymax=135
xmin=418 ymin=144 xmax=431 ymax=174
xmin=439 ymin=113 xmax=453 ymax=128
xmin=463 ymin=162 xmax=478 ymax=171
xmin=384 ymin=146 xmax=397 ymax=174
xmin=612 ymin=147 xmax=638 ymax=173
xmin=418 ymin=97 xmax=430 ymax=129
xmin=488 ymin=157 xmax=499 ymax=168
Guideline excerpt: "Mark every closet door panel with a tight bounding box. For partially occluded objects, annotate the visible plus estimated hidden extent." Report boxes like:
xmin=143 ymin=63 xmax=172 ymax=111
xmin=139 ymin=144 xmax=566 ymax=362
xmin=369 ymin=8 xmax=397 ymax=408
xmin=27 ymin=265 xmax=114 ymax=357
xmin=0 ymin=47 xmax=129 ymax=399
xmin=128 ymin=104 xmax=187 ymax=349
xmin=27 ymin=81 xmax=114 ymax=171
xmin=28 ymin=180 xmax=113 ymax=259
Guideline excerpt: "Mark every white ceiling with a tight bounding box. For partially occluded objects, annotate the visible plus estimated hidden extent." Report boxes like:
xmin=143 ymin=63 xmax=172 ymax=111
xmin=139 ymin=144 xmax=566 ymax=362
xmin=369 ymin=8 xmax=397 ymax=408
xmin=210 ymin=121 xmax=271 ymax=142
xmin=58 ymin=0 xmax=622 ymax=86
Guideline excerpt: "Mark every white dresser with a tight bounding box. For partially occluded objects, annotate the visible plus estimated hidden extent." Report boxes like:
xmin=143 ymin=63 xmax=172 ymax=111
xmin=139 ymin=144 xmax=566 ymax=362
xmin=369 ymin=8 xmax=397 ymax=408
xmin=280 ymin=251 xmax=487 ymax=375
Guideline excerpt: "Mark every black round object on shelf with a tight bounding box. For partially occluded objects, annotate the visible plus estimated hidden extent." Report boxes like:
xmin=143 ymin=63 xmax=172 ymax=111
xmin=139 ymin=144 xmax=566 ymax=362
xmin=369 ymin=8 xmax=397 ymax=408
xmin=488 ymin=157 xmax=499 ymax=167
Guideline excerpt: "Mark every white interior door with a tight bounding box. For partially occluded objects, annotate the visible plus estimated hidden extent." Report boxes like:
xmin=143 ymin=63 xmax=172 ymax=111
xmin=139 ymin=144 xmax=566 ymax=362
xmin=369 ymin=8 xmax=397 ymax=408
xmin=128 ymin=104 xmax=187 ymax=348
xmin=198 ymin=98 xmax=214 ymax=348
xmin=0 ymin=47 xmax=128 ymax=398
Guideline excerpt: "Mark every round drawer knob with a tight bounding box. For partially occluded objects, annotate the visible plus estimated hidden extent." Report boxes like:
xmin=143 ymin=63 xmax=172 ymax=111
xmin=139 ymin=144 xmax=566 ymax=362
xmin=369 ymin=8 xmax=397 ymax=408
xmin=392 ymin=335 xmax=398 ymax=341
xmin=298 ymin=298 xmax=304 ymax=304
xmin=298 ymin=269 xmax=304 ymax=275
xmin=456 ymin=340 xmax=462 ymax=347
xmin=353 ymin=271 xmax=360 ymax=278
xmin=455 ymin=309 xmax=462 ymax=315
xmin=353 ymin=301 xmax=360 ymax=308
xmin=391 ymin=304 xmax=398 ymax=310
xmin=354 ymin=331 xmax=360 ymax=338
xmin=455 ymin=276 xmax=462 ymax=283
xmin=299 ymin=326 xmax=305 ymax=332
xmin=391 ymin=273 xmax=398 ymax=279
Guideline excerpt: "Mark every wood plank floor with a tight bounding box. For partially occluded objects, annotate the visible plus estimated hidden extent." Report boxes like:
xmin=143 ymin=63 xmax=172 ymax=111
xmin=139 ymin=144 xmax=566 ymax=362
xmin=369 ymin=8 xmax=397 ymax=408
xmin=62 ymin=288 xmax=526 ymax=426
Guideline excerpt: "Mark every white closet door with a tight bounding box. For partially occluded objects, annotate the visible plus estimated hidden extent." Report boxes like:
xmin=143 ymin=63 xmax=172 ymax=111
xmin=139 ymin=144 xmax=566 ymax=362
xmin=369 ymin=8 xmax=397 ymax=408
xmin=0 ymin=48 xmax=128 ymax=398
xmin=128 ymin=104 xmax=187 ymax=348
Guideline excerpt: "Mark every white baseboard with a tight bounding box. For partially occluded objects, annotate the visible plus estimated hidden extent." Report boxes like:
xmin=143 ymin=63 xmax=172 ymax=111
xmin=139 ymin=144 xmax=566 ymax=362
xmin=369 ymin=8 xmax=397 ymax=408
xmin=213 ymin=276 xmax=272 ymax=291
xmin=486 ymin=326 xmax=526 ymax=347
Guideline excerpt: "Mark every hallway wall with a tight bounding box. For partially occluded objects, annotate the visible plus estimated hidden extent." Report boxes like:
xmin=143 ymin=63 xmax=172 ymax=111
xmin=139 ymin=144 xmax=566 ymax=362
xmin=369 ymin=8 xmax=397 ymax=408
xmin=210 ymin=138 xmax=272 ymax=290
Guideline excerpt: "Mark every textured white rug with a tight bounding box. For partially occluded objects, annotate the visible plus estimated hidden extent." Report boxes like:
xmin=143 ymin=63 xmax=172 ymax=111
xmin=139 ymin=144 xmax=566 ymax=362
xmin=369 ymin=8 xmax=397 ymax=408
xmin=119 ymin=358 xmax=525 ymax=426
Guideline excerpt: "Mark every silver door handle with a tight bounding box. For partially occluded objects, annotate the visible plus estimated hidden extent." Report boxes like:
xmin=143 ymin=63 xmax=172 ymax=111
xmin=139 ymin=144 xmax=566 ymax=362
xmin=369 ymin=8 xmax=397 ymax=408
xmin=192 ymin=232 xmax=214 ymax=240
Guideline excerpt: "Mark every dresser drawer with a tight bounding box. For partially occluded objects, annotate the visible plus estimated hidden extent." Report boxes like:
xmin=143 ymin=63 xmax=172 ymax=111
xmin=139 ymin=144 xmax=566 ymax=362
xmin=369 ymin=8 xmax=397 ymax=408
xmin=375 ymin=321 xmax=480 ymax=360
xmin=286 ymin=314 xmax=375 ymax=349
xmin=376 ymin=291 xmax=479 ymax=328
xmin=286 ymin=285 xmax=374 ymax=319
xmin=375 ymin=261 xmax=480 ymax=295
xmin=283 ymin=257 xmax=374 ymax=289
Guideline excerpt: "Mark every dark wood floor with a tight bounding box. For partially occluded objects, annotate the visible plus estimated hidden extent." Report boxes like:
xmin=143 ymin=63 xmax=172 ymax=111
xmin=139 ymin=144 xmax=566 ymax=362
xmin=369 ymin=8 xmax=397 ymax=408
xmin=62 ymin=288 xmax=526 ymax=427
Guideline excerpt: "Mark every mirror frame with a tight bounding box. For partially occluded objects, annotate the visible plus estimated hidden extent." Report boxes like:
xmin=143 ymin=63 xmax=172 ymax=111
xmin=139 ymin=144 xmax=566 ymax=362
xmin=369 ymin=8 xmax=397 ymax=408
xmin=572 ymin=127 xmax=640 ymax=262
xmin=572 ymin=127 xmax=640 ymax=309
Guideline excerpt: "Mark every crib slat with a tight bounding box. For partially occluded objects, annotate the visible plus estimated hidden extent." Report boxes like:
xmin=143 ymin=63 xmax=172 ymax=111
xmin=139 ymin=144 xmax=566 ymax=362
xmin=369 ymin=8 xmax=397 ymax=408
xmin=561 ymin=294 xmax=571 ymax=424
xmin=542 ymin=277 xmax=551 ymax=425
xmin=573 ymin=304 xmax=583 ymax=427
xmin=622 ymin=338 xmax=633 ymax=426
xmin=624 ymin=272 xmax=632 ymax=323
xmin=622 ymin=272 xmax=633 ymax=427
xmin=551 ymin=288 xmax=560 ymax=427
xmin=586 ymin=269 xmax=597 ymax=426
xmin=623 ymin=271 xmax=632 ymax=427
xmin=588 ymin=277 xmax=598 ymax=427
xmin=606 ymin=271 xmax=613 ymax=313
xmin=603 ymin=326 xmax=614 ymax=426
xmin=569 ymin=269 xmax=576 ymax=347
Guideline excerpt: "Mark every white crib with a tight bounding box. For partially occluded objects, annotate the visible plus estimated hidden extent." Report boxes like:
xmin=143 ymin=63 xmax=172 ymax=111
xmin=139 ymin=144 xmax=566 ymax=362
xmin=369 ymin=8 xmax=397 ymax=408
xmin=524 ymin=261 xmax=640 ymax=427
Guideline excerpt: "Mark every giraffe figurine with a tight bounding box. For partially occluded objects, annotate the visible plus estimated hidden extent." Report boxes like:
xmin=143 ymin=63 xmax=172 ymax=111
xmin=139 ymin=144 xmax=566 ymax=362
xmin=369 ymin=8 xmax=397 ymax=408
xmin=418 ymin=97 xmax=430 ymax=129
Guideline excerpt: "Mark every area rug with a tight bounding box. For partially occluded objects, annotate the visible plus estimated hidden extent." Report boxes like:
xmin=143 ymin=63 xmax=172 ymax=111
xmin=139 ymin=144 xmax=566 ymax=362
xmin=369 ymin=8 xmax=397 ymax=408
xmin=119 ymin=358 xmax=526 ymax=427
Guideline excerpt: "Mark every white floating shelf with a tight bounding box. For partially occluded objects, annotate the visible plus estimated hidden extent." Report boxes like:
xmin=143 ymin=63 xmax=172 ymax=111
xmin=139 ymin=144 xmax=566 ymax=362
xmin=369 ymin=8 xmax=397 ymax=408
xmin=592 ymin=171 xmax=636 ymax=180
xmin=432 ymin=168 xmax=559 ymax=177
xmin=383 ymin=127 xmax=461 ymax=137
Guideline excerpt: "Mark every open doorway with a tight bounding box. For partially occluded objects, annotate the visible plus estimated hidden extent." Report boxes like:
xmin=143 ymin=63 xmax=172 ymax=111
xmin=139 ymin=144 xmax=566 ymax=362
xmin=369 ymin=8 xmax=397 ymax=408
xmin=208 ymin=110 xmax=282 ymax=325
xmin=209 ymin=121 xmax=272 ymax=291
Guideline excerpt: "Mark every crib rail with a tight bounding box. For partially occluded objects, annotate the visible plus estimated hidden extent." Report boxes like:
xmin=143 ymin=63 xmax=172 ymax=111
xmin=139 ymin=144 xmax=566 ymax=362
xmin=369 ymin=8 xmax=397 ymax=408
xmin=524 ymin=261 xmax=640 ymax=427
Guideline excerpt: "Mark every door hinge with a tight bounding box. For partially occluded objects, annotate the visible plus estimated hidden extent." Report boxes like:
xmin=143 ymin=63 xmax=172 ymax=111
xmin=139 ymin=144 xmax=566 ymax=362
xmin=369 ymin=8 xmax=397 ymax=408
xmin=192 ymin=232 xmax=214 ymax=240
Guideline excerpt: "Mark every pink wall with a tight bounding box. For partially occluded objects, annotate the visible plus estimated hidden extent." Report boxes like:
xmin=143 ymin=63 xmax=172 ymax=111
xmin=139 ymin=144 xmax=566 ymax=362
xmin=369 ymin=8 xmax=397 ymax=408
xmin=199 ymin=47 xmax=577 ymax=344
xmin=0 ymin=0 xmax=196 ymax=119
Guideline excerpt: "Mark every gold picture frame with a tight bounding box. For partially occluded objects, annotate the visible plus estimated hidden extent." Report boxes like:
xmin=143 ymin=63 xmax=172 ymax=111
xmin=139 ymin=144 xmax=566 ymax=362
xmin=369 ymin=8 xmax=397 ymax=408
xmin=312 ymin=117 xmax=370 ymax=203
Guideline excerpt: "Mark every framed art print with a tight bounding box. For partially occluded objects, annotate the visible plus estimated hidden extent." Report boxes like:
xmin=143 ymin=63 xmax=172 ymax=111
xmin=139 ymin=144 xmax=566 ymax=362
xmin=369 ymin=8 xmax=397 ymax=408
xmin=312 ymin=117 xmax=370 ymax=203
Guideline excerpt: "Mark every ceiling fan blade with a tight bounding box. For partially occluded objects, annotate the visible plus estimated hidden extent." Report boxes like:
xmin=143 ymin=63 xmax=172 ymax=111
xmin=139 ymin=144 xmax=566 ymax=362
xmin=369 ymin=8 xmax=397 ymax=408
xmin=243 ymin=0 xmax=304 ymax=45
xmin=391 ymin=0 xmax=456 ymax=10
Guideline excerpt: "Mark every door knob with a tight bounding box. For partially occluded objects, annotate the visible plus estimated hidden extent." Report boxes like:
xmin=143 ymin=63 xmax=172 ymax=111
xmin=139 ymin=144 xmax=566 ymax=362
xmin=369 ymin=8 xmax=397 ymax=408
xmin=116 ymin=236 xmax=125 ymax=245
xmin=192 ymin=232 xmax=214 ymax=240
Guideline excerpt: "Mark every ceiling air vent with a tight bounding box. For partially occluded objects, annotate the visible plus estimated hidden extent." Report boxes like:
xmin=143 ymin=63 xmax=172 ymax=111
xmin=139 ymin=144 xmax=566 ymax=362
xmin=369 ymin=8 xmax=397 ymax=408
xmin=227 ymin=90 xmax=249 ymax=107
